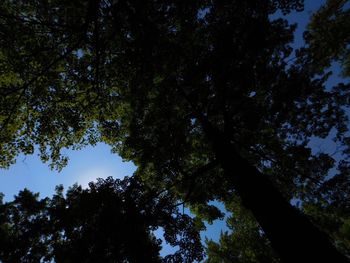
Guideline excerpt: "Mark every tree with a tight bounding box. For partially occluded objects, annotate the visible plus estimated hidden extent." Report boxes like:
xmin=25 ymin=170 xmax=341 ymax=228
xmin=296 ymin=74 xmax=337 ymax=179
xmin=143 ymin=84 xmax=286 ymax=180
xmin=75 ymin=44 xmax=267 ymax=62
xmin=0 ymin=0 xmax=349 ymax=261
xmin=303 ymin=0 xmax=350 ymax=76
xmin=0 ymin=190 xmax=50 ymax=262
xmin=294 ymin=0 xmax=350 ymax=258
xmin=298 ymin=158 xmax=350 ymax=258
xmin=0 ymin=177 xmax=204 ymax=262
xmin=205 ymin=196 xmax=280 ymax=263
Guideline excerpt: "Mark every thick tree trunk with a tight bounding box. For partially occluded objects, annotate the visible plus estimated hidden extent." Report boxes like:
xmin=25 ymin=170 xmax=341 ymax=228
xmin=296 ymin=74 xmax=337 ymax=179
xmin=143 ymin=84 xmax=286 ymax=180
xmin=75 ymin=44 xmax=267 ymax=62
xmin=202 ymin=122 xmax=349 ymax=262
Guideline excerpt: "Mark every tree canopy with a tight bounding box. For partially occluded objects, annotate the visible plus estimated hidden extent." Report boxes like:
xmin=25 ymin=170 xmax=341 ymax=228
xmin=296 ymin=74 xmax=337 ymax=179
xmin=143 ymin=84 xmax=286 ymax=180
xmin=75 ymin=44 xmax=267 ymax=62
xmin=0 ymin=176 xmax=204 ymax=262
xmin=0 ymin=0 xmax=350 ymax=262
xmin=303 ymin=0 xmax=350 ymax=76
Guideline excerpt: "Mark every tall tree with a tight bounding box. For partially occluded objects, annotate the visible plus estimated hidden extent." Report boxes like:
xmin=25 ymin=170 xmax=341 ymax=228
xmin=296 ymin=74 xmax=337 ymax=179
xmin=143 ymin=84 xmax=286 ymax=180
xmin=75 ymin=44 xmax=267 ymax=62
xmin=0 ymin=0 xmax=349 ymax=261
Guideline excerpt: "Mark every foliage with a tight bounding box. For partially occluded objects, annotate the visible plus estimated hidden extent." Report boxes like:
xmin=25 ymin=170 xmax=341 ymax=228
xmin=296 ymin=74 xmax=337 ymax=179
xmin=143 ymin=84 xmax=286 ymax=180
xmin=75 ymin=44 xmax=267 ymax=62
xmin=0 ymin=177 xmax=204 ymax=262
xmin=205 ymin=196 xmax=280 ymax=263
xmin=303 ymin=0 xmax=350 ymax=76
xmin=0 ymin=0 xmax=350 ymax=261
xmin=0 ymin=189 xmax=50 ymax=262
xmin=301 ymin=159 xmax=350 ymax=258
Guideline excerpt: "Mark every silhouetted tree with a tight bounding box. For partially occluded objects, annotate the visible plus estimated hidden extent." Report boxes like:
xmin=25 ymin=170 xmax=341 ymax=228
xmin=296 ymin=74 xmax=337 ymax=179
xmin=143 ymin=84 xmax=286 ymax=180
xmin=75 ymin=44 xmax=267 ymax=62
xmin=0 ymin=190 xmax=50 ymax=262
xmin=0 ymin=177 xmax=204 ymax=262
xmin=0 ymin=0 xmax=349 ymax=262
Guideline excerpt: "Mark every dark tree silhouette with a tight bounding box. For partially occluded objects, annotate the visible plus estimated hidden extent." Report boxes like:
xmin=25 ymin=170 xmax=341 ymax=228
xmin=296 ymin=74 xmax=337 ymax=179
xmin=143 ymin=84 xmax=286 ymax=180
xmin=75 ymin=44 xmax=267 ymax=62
xmin=0 ymin=177 xmax=204 ymax=262
xmin=0 ymin=190 xmax=50 ymax=262
xmin=0 ymin=0 xmax=349 ymax=262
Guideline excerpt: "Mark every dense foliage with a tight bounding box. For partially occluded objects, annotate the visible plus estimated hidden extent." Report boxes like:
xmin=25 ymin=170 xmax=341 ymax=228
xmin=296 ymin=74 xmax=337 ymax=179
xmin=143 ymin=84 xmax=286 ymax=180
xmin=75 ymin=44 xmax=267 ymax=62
xmin=0 ymin=177 xmax=203 ymax=262
xmin=0 ymin=0 xmax=350 ymax=261
xmin=303 ymin=0 xmax=350 ymax=76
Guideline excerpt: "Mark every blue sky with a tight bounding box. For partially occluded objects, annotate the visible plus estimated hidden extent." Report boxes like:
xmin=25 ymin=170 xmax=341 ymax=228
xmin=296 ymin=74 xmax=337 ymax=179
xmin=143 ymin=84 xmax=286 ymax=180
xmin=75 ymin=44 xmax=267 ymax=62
xmin=0 ymin=143 xmax=135 ymax=201
xmin=0 ymin=0 xmax=342 ymax=258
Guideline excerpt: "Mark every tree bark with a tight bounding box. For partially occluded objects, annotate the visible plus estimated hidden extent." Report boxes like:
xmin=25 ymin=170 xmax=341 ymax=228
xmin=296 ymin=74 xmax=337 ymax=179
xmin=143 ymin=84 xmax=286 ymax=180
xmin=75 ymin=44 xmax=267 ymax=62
xmin=202 ymin=120 xmax=349 ymax=262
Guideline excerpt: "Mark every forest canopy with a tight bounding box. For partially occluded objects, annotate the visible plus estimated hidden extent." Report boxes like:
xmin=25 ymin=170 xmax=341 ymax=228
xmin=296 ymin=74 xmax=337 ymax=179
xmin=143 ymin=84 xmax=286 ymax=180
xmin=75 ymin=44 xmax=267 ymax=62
xmin=0 ymin=177 xmax=204 ymax=262
xmin=0 ymin=0 xmax=350 ymax=262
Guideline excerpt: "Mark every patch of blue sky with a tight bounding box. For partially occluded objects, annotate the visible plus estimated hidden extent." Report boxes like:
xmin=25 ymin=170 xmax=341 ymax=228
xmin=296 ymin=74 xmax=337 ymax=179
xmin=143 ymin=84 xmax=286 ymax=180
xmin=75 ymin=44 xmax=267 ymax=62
xmin=0 ymin=143 xmax=135 ymax=201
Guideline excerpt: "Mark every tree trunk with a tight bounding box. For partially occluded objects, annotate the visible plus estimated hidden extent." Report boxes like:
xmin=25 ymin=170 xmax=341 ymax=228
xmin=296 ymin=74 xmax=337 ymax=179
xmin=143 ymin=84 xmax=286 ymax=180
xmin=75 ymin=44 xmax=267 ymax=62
xmin=202 ymin=121 xmax=349 ymax=262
